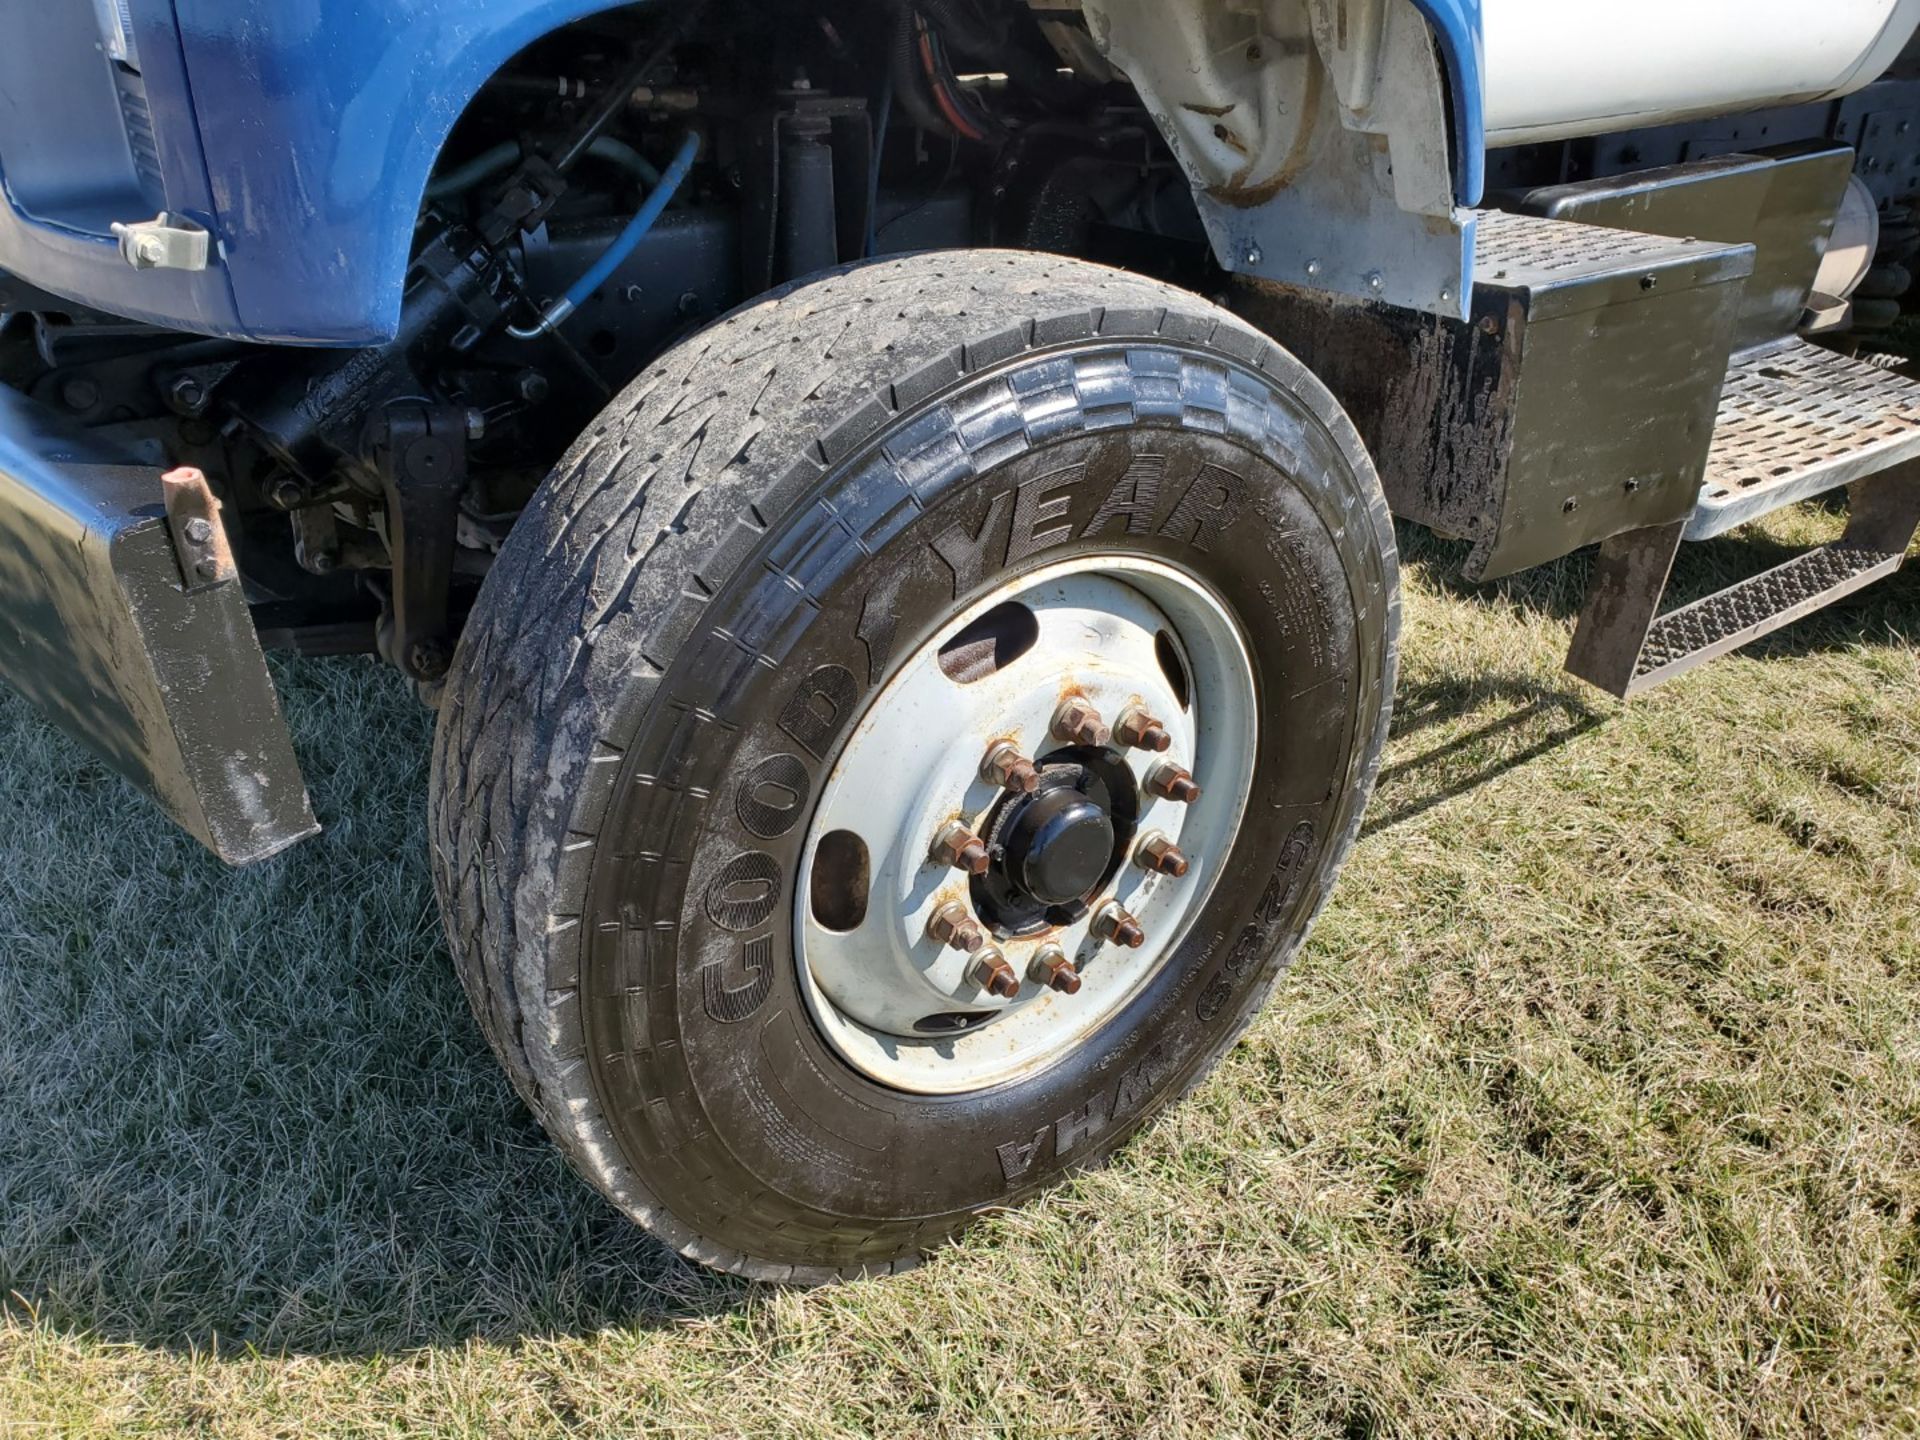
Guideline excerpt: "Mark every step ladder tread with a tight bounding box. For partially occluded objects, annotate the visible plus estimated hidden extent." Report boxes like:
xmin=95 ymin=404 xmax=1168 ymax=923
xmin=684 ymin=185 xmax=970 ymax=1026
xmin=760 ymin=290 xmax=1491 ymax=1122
xmin=1690 ymin=341 xmax=1920 ymax=540
xmin=1635 ymin=541 xmax=1906 ymax=685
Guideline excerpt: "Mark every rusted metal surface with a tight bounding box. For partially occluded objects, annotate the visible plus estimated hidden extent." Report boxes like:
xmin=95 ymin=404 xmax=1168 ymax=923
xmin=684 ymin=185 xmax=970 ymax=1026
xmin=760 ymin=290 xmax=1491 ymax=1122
xmin=158 ymin=466 xmax=237 ymax=590
xmin=1113 ymin=705 xmax=1173 ymax=753
xmin=1050 ymin=696 xmax=1110 ymax=748
xmin=931 ymin=821 xmax=992 ymax=876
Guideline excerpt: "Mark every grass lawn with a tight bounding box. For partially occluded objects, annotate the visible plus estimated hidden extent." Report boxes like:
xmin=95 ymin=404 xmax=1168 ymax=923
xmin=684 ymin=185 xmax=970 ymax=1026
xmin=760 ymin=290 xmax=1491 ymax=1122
xmin=2 ymin=510 xmax=1917 ymax=1438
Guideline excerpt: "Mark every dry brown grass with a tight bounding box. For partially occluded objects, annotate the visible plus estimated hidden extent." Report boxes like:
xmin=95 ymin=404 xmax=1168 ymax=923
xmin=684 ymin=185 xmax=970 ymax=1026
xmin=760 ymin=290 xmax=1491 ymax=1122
xmin=3 ymin=509 xmax=1918 ymax=1438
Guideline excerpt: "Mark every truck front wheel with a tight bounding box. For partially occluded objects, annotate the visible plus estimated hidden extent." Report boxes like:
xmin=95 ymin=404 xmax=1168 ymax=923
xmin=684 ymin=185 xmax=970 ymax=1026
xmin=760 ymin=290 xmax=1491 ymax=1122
xmin=428 ymin=251 xmax=1398 ymax=1280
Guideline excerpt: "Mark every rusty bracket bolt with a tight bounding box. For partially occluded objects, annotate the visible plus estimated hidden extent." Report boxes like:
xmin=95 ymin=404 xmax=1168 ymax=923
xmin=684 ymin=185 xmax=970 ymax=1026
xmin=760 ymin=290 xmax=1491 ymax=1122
xmin=979 ymin=741 xmax=1041 ymax=795
xmin=930 ymin=821 xmax=991 ymax=876
xmin=926 ymin=901 xmax=985 ymax=953
xmin=1051 ymin=697 xmax=1111 ymax=749
xmin=1134 ymin=832 xmax=1190 ymax=877
xmin=1114 ymin=706 xmax=1173 ymax=753
xmin=1028 ymin=945 xmax=1082 ymax=995
xmin=1144 ymin=762 xmax=1202 ymax=804
xmin=969 ymin=945 xmax=1021 ymax=999
xmin=1091 ymin=900 xmax=1146 ymax=949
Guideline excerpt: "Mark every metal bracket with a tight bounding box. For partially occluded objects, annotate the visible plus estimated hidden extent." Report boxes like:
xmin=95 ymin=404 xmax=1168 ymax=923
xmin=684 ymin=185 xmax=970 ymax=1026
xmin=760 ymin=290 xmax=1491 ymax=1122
xmin=366 ymin=404 xmax=472 ymax=681
xmin=110 ymin=212 xmax=211 ymax=272
xmin=159 ymin=466 xmax=238 ymax=591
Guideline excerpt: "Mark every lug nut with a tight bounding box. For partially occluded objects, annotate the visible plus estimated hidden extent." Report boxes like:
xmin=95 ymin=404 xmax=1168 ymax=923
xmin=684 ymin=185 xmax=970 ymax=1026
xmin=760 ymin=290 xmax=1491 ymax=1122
xmin=931 ymin=821 xmax=991 ymax=876
xmin=1051 ymin=697 xmax=1111 ymax=749
xmin=1144 ymin=762 xmax=1202 ymax=804
xmin=980 ymin=741 xmax=1041 ymax=795
xmin=1092 ymin=900 xmax=1146 ymax=949
xmin=1135 ymin=832 xmax=1190 ymax=877
xmin=926 ymin=901 xmax=985 ymax=953
xmin=969 ymin=945 xmax=1020 ymax=999
xmin=1114 ymin=706 xmax=1173 ymax=753
xmin=1028 ymin=945 xmax=1082 ymax=994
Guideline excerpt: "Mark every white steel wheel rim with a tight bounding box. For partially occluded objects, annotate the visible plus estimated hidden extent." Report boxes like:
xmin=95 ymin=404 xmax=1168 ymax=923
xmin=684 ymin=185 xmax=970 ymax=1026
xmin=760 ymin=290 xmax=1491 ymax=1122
xmin=794 ymin=556 xmax=1257 ymax=1095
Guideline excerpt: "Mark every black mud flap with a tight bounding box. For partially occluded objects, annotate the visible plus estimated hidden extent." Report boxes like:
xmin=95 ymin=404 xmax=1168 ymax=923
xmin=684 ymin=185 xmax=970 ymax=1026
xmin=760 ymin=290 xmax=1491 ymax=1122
xmin=0 ymin=387 xmax=316 ymax=864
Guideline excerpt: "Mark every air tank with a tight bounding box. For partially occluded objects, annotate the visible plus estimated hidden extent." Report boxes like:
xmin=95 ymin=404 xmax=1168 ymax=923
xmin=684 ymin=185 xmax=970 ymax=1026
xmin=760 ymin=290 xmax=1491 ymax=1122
xmin=1483 ymin=0 xmax=1920 ymax=147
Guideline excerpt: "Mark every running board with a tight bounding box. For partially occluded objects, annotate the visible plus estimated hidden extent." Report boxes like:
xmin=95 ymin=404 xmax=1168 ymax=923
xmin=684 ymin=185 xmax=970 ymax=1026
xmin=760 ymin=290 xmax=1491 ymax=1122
xmin=1567 ymin=462 xmax=1920 ymax=699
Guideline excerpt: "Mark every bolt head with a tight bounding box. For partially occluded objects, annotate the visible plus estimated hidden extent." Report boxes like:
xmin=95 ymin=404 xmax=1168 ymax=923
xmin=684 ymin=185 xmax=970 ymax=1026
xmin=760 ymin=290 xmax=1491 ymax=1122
xmin=268 ymin=477 xmax=307 ymax=511
xmin=1028 ymin=947 xmax=1082 ymax=995
xmin=1092 ymin=901 xmax=1146 ymax=949
xmin=927 ymin=901 xmax=985 ymax=953
xmin=1115 ymin=707 xmax=1173 ymax=753
xmin=981 ymin=741 xmax=1042 ymax=794
xmin=1135 ymin=833 xmax=1190 ymax=877
xmin=1051 ymin=698 xmax=1110 ymax=749
xmin=969 ymin=947 xmax=1020 ymax=999
xmin=1145 ymin=762 xmax=1201 ymax=804
xmin=182 ymin=516 xmax=214 ymax=545
xmin=933 ymin=822 xmax=991 ymax=876
xmin=168 ymin=375 xmax=209 ymax=415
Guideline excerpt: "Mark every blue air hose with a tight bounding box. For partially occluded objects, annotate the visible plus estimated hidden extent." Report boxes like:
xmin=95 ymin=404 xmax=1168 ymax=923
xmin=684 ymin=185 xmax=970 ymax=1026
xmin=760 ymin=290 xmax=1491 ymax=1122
xmin=508 ymin=130 xmax=703 ymax=340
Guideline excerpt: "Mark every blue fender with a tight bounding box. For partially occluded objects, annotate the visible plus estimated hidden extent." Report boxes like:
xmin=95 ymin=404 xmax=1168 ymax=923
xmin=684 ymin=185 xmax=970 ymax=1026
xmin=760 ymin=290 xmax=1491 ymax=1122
xmin=171 ymin=0 xmax=641 ymax=344
xmin=1409 ymin=0 xmax=1487 ymax=207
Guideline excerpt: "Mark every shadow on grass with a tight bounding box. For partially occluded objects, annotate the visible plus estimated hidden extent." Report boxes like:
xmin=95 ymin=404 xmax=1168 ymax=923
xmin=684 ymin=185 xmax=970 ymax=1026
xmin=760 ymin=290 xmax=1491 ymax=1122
xmin=0 ymin=657 xmax=747 ymax=1359
xmin=1366 ymin=680 xmax=1605 ymax=840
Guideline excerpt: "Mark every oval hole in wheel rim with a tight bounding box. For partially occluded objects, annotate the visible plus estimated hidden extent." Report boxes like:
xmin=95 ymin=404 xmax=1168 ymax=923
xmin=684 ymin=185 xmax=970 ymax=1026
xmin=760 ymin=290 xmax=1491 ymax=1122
xmin=937 ymin=600 xmax=1039 ymax=684
xmin=809 ymin=829 xmax=871 ymax=932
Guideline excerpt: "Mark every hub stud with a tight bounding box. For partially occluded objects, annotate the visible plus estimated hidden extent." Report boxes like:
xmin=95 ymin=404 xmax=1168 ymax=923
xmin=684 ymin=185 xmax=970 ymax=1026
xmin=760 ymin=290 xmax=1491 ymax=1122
xmin=980 ymin=740 xmax=1042 ymax=795
xmin=1114 ymin=706 xmax=1173 ymax=753
xmin=1144 ymin=762 xmax=1201 ymax=804
xmin=931 ymin=820 xmax=992 ymax=875
xmin=926 ymin=901 xmax=986 ymax=953
xmin=1051 ymin=697 xmax=1111 ymax=749
xmin=1135 ymin=832 xmax=1190 ymax=877
xmin=969 ymin=945 xmax=1021 ymax=999
xmin=1091 ymin=900 xmax=1147 ymax=949
xmin=1028 ymin=945 xmax=1082 ymax=994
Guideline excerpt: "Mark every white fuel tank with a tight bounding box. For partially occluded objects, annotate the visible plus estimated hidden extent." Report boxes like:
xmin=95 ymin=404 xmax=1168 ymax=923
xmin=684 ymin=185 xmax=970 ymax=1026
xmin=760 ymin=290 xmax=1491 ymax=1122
xmin=1483 ymin=0 xmax=1920 ymax=147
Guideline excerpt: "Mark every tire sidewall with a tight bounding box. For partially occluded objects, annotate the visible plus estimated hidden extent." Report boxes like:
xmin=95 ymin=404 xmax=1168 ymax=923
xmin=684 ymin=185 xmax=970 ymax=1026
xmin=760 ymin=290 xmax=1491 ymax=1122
xmin=575 ymin=335 xmax=1393 ymax=1265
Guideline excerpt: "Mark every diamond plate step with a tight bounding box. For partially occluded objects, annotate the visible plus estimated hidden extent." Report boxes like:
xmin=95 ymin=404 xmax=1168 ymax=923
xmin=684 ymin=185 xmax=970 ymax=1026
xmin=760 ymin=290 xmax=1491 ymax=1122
xmin=1688 ymin=340 xmax=1920 ymax=540
xmin=1630 ymin=543 xmax=1907 ymax=693
xmin=1567 ymin=461 xmax=1920 ymax=699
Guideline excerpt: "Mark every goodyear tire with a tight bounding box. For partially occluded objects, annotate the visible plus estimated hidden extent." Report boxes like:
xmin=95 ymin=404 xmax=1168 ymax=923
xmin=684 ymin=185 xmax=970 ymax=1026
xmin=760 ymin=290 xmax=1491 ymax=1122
xmin=429 ymin=251 xmax=1398 ymax=1281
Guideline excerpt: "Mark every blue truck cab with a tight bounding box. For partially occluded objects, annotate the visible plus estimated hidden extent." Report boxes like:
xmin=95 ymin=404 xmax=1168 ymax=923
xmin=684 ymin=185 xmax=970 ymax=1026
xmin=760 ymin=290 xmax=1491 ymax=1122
xmin=2 ymin=0 xmax=1917 ymax=1279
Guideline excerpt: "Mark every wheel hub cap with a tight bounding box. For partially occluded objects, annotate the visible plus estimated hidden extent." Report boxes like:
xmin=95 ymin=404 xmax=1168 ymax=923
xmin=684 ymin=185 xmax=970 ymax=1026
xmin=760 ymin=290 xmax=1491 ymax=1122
xmin=794 ymin=557 xmax=1258 ymax=1094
